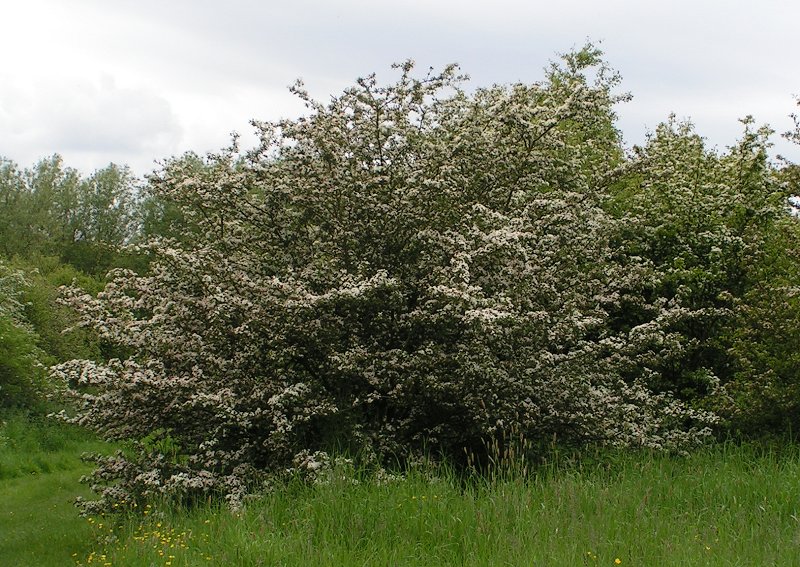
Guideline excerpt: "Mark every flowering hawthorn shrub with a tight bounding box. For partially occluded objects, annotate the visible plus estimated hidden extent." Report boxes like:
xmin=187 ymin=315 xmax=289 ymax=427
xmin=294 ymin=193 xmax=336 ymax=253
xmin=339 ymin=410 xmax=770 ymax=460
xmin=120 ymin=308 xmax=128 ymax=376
xmin=609 ymin=115 xmax=800 ymax=431
xmin=54 ymin=47 xmax=716 ymax=510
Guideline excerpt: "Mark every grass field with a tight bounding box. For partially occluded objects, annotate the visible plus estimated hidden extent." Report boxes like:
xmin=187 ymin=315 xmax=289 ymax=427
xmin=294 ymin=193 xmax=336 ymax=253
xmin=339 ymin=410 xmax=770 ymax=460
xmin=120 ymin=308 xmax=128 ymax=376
xmin=4 ymin=414 xmax=800 ymax=566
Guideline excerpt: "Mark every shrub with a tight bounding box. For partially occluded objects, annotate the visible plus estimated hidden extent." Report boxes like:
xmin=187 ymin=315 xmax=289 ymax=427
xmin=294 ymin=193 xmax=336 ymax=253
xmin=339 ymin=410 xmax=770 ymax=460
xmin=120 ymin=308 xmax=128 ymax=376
xmin=608 ymin=116 xmax=800 ymax=434
xmin=54 ymin=47 xmax=716 ymax=510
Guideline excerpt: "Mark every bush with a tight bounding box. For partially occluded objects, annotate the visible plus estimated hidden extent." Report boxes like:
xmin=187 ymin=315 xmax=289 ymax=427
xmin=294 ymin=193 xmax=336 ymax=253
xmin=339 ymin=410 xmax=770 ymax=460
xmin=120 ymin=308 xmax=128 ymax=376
xmin=608 ymin=117 xmax=800 ymax=434
xmin=54 ymin=47 xmax=717 ymax=510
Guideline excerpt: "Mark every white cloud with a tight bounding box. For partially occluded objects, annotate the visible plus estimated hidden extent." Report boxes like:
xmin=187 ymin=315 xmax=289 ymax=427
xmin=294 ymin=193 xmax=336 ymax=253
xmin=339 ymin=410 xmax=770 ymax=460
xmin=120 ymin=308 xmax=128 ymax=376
xmin=0 ymin=0 xmax=798 ymax=174
xmin=0 ymin=74 xmax=182 ymax=174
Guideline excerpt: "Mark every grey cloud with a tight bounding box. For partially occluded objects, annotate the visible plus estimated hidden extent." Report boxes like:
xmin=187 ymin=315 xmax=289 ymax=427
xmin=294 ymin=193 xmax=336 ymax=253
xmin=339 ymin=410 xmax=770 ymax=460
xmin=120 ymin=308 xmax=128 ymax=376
xmin=0 ymin=74 xmax=182 ymax=173
xmin=2 ymin=0 xmax=798 ymax=173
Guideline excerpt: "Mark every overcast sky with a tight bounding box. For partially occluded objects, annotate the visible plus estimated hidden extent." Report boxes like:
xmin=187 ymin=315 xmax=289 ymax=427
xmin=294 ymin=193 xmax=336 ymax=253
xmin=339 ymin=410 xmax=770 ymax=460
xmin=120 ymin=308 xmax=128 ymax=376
xmin=2 ymin=0 xmax=798 ymax=177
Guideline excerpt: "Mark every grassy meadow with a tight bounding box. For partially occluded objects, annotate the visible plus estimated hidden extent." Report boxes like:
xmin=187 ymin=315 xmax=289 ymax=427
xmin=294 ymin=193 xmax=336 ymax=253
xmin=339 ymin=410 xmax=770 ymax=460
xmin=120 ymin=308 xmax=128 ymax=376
xmin=4 ymin=414 xmax=800 ymax=566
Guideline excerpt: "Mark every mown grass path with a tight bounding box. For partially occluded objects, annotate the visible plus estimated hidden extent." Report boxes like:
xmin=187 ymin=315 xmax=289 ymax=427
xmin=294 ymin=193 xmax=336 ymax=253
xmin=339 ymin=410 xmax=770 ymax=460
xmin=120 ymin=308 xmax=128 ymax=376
xmin=0 ymin=413 xmax=111 ymax=567
xmin=0 ymin=468 xmax=95 ymax=566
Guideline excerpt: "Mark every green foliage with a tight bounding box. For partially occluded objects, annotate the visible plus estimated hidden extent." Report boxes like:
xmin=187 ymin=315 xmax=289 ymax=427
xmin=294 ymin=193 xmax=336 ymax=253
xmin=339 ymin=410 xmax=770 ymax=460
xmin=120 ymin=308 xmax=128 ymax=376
xmin=711 ymin=114 xmax=800 ymax=435
xmin=0 ymin=155 xmax=144 ymax=411
xmin=62 ymin=163 xmax=141 ymax=275
xmin=0 ymin=410 xmax=109 ymax=479
xmin=17 ymin=257 xmax=102 ymax=363
xmin=5 ymin=156 xmax=83 ymax=259
xmin=0 ymin=313 xmax=47 ymax=410
xmin=0 ymin=263 xmax=49 ymax=410
xmin=0 ymin=155 xmax=141 ymax=277
xmin=721 ymin=286 xmax=800 ymax=435
xmin=137 ymin=154 xmax=203 ymax=244
xmin=607 ymin=115 xmax=800 ymax=433
xmin=0 ymin=257 xmax=102 ymax=411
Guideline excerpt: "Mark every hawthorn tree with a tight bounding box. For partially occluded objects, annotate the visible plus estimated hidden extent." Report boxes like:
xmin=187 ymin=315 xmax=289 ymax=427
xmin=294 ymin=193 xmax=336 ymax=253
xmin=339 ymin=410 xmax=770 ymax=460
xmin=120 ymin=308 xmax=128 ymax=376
xmin=714 ymin=107 xmax=800 ymax=434
xmin=55 ymin=47 xmax=716 ymax=510
xmin=605 ymin=115 xmax=800 ymax=433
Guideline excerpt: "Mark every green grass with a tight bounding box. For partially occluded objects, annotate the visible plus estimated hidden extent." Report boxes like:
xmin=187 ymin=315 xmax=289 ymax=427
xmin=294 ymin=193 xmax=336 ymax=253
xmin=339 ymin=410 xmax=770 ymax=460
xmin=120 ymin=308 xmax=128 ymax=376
xmin=0 ymin=411 xmax=112 ymax=567
xmin=0 ymin=411 xmax=110 ymax=479
xmin=76 ymin=443 xmax=800 ymax=567
xmin=1 ymin=468 xmax=98 ymax=566
xmin=4 ymin=415 xmax=800 ymax=566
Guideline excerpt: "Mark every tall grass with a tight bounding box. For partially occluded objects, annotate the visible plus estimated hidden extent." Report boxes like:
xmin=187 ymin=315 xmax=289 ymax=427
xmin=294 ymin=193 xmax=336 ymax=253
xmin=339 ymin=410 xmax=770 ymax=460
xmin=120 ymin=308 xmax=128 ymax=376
xmin=4 ymin=414 xmax=800 ymax=566
xmin=76 ymin=442 xmax=800 ymax=566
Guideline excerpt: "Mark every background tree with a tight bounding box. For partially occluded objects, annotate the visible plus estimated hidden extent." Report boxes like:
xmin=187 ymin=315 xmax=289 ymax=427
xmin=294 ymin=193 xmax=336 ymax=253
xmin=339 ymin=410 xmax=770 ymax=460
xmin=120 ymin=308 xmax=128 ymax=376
xmin=0 ymin=156 xmax=139 ymax=413
xmin=0 ymin=262 xmax=49 ymax=409
xmin=606 ymin=114 xmax=800 ymax=433
xmin=712 ymin=104 xmax=800 ymax=434
xmin=62 ymin=163 xmax=141 ymax=274
xmin=0 ymin=155 xmax=141 ymax=276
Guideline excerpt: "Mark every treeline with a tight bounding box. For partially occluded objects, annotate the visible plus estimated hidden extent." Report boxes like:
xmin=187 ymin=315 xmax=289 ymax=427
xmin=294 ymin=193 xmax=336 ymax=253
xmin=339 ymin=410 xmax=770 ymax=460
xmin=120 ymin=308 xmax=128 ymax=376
xmin=0 ymin=155 xmax=180 ymax=411
xmin=3 ymin=46 xmax=800 ymax=510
